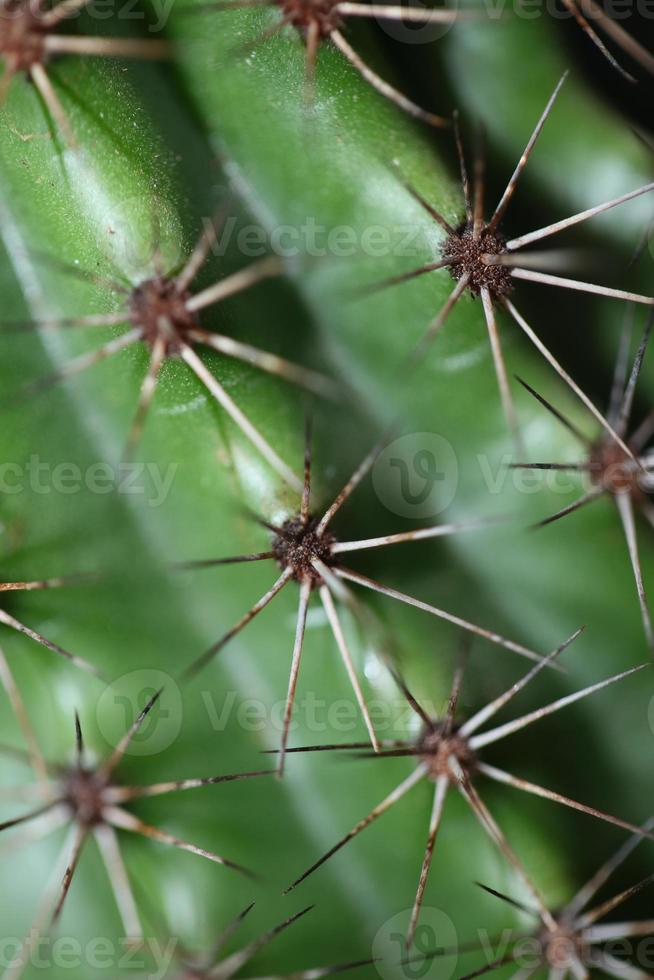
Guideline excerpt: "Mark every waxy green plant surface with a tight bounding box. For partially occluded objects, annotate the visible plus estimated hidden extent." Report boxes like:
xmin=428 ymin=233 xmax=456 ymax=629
xmin=0 ymin=5 xmax=651 ymax=978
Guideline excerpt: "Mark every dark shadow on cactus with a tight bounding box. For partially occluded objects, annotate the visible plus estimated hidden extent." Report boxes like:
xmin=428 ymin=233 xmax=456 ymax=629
xmin=555 ymin=0 xmax=654 ymax=83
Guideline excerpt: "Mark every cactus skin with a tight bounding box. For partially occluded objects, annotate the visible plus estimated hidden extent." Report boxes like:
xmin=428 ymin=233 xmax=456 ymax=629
xmin=0 ymin=3 xmax=652 ymax=979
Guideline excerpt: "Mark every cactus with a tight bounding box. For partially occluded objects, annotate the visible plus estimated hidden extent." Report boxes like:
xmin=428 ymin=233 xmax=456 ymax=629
xmin=0 ymin=1 xmax=652 ymax=978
